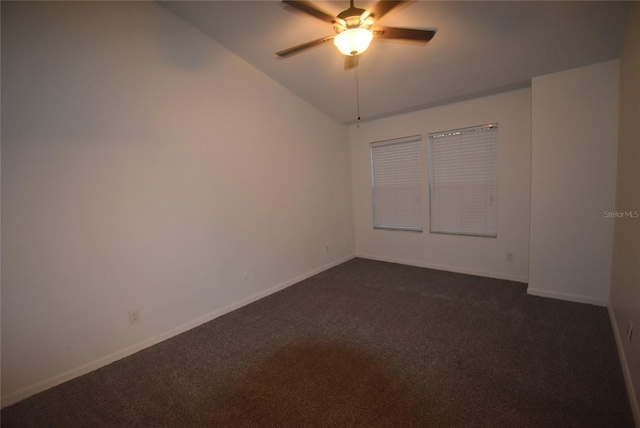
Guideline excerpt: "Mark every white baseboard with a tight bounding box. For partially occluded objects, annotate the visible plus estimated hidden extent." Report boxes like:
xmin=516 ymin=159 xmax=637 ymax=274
xmin=526 ymin=287 xmax=607 ymax=307
xmin=607 ymin=303 xmax=640 ymax=427
xmin=356 ymin=253 xmax=529 ymax=283
xmin=0 ymin=254 xmax=356 ymax=409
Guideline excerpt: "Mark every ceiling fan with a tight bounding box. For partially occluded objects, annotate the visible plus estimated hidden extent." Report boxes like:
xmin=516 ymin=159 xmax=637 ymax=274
xmin=276 ymin=0 xmax=436 ymax=66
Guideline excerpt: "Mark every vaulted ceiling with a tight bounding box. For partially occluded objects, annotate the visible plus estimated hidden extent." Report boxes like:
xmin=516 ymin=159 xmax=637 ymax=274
xmin=160 ymin=1 xmax=630 ymax=124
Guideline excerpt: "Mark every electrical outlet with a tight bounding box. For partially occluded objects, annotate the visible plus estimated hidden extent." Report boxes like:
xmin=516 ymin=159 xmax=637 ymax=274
xmin=242 ymin=272 xmax=248 ymax=282
xmin=628 ymin=321 xmax=633 ymax=342
xmin=129 ymin=310 xmax=140 ymax=325
xmin=507 ymin=252 xmax=514 ymax=262
xmin=326 ymin=245 xmax=330 ymax=255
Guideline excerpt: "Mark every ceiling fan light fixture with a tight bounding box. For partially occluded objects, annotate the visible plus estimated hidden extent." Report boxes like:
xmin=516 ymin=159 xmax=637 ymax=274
xmin=333 ymin=28 xmax=373 ymax=56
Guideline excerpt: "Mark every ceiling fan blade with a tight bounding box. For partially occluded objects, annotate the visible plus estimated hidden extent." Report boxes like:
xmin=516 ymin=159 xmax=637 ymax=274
xmin=282 ymin=0 xmax=337 ymax=24
xmin=344 ymin=55 xmax=359 ymax=70
xmin=366 ymin=1 xmax=408 ymax=21
xmin=373 ymin=27 xmax=436 ymax=42
xmin=276 ymin=35 xmax=335 ymax=57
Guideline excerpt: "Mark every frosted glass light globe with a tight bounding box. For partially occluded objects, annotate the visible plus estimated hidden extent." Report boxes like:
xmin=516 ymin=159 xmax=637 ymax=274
xmin=334 ymin=28 xmax=373 ymax=56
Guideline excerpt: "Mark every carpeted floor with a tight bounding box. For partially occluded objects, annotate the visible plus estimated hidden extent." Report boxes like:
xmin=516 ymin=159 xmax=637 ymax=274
xmin=1 ymin=258 xmax=634 ymax=427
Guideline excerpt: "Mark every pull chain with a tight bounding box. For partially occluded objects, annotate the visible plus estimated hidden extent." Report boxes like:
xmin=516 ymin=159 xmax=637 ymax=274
xmin=355 ymin=58 xmax=361 ymax=121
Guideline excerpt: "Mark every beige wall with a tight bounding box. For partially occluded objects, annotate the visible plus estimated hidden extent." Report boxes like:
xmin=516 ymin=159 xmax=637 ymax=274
xmin=529 ymin=60 xmax=620 ymax=306
xmin=350 ymin=89 xmax=532 ymax=283
xmin=609 ymin=3 xmax=640 ymax=424
xmin=1 ymin=1 xmax=354 ymax=405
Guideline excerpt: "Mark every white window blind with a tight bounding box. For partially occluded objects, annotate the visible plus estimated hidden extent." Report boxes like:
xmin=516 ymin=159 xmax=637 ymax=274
xmin=370 ymin=136 xmax=422 ymax=232
xmin=428 ymin=124 xmax=497 ymax=237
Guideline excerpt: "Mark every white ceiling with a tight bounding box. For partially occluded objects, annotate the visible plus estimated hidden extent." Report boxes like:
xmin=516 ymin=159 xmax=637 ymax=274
xmin=160 ymin=1 xmax=630 ymax=124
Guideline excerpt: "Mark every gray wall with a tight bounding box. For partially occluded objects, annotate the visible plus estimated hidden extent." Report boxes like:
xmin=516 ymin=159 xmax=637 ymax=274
xmin=609 ymin=3 xmax=640 ymax=424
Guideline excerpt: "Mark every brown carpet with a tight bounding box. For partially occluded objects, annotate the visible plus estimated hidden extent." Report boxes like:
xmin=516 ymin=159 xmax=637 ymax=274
xmin=1 ymin=258 xmax=634 ymax=427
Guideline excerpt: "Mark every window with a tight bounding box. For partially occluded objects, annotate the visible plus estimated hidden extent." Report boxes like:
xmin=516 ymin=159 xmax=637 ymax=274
xmin=428 ymin=124 xmax=497 ymax=237
xmin=370 ymin=136 xmax=422 ymax=232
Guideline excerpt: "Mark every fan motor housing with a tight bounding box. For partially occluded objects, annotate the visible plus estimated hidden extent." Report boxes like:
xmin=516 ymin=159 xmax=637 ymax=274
xmin=337 ymin=6 xmax=367 ymax=29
